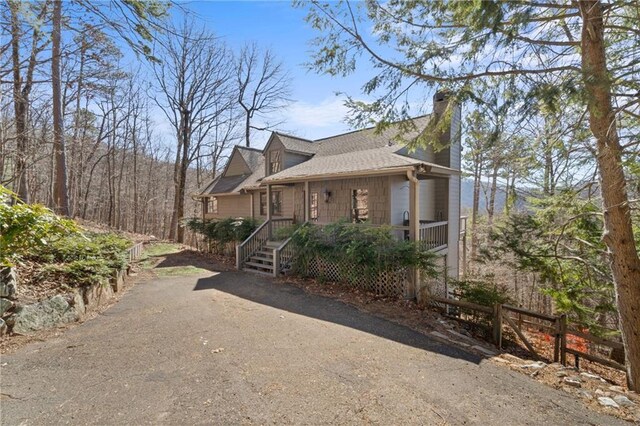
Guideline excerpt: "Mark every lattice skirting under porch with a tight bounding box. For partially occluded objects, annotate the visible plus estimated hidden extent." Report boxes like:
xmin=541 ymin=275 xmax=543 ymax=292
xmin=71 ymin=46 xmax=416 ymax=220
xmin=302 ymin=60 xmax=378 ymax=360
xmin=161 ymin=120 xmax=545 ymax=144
xmin=306 ymin=257 xmax=407 ymax=297
xmin=420 ymin=255 xmax=448 ymax=299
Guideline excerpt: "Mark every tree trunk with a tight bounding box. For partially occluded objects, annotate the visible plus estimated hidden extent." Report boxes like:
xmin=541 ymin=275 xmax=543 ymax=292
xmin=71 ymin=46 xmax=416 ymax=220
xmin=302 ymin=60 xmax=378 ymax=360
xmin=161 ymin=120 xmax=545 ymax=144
xmin=9 ymin=0 xmax=30 ymax=202
xmin=579 ymin=0 xmax=640 ymax=391
xmin=51 ymin=0 xmax=69 ymax=215
xmin=487 ymin=164 xmax=498 ymax=229
xmin=470 ymin=151 xmax=483 ymax=260
xmin=244 ymin=111 xmax=251 ymax=147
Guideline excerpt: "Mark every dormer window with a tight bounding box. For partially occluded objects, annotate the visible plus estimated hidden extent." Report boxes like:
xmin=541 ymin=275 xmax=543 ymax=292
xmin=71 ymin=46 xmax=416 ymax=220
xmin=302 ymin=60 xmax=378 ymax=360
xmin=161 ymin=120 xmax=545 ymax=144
xmin=269 ymin=150 xmax=282 ymax=174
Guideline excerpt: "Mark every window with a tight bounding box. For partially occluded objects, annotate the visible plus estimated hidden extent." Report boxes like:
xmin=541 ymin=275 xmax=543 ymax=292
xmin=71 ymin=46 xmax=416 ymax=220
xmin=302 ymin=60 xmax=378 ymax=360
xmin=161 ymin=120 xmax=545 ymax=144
xmin=271 ymin=190 xmax=282 ymax=216
xmin=269 ymin=150 xmax=282 ymax=175
xmin=310 ymin=192 xmax=318 ymax=221
xmin=260 ymin=192 xmax=267 ymax=216
xmin=351 ymin=189 xmax=369 ymax=223
xmin=204 ymin=197 xmax=218 ymax=215
xmin=260 ymin=191 xmax=282 ymax=216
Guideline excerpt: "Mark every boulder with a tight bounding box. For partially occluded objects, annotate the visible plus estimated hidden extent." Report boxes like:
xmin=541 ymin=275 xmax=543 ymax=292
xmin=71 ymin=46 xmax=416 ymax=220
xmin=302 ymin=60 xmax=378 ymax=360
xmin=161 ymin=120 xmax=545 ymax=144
xmin=0 ymin=298 xmax=14 ymax=316
xmin=9 ymin=294 xmax=80 ymax=335
xmin=598 ymin=397 xmax=620 ymax=409
xmin=613 ymin=395 xmax=635 ymax=407
xmin=520 ymin=361 xmax=546 ymax=369
xmin=82 ymin=281 xmax=114 ymax=308
xmin=0 ymin=267 xmax=17 ymax=298
xmin=0 ymin=318 xmax=7 ymax=335
xmin=563 ymin=377 xmax=582 ymax=388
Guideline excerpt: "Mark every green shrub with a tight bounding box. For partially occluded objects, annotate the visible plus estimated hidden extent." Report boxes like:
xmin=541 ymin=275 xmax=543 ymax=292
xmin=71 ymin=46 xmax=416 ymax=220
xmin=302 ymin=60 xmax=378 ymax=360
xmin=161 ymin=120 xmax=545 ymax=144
xmin=186 ymin=217 xmax=261 ymax=252
xmin=290 ymin=220 xmax=438 ymax=282
xmin=0 ymin=186 xmax=78 ymax=266
xmin=32 ymin=233 xmax=131 ymax=270
xmin=41 ymin=259 xmax=113 ymax=286
xmin=454 ymin=278 xmax=513 ymax=307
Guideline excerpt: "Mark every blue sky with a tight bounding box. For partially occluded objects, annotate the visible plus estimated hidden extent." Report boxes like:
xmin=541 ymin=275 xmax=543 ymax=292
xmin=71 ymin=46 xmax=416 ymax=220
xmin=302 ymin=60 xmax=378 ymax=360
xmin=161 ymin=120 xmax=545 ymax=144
xmin=176 ymin=1 xmax=373 ymax=147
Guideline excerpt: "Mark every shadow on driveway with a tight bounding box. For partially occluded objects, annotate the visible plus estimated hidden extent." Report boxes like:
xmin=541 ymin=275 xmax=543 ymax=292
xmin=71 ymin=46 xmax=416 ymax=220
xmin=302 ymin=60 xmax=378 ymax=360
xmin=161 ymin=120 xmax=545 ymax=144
xmin=192 ymin=268 xmax=484 ymax=366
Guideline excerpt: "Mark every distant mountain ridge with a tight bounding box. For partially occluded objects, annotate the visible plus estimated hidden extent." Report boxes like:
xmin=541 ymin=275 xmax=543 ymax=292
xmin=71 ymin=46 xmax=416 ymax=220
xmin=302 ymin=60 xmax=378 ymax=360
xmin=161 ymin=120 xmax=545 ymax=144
xmin=460 ymin=178 xmax=508 ymax=214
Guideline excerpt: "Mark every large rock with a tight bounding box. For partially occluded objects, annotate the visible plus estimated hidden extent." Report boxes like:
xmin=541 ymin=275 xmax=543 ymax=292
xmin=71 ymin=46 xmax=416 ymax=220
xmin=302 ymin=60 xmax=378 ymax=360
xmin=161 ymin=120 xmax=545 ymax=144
xmin=0 ymin=267 xmax=17 ymax=298
xmin=9 ymin=294 xmax=82 ymax=335
xmin=0 ymin=298 xmax=14 ymax=316
xmin=0 ymin=318 xmax=7 ymax=335
xmin=83 ymin=281 xmax=114 ymax=308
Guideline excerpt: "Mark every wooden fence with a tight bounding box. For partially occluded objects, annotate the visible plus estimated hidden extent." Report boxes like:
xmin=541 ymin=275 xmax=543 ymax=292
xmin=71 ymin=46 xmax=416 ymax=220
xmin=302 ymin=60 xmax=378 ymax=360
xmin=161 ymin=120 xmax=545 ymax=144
xmin=127 ymin=242 xmax=144 ymax=261
xmin=430 ymin=295 xmax=625 ymax=371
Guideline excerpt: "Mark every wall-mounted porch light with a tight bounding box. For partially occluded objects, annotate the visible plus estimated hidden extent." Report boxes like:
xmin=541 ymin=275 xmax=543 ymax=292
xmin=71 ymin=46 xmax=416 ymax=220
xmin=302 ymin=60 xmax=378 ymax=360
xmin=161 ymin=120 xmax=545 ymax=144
xmin=323 ymin=189 xmax=332 ymax=203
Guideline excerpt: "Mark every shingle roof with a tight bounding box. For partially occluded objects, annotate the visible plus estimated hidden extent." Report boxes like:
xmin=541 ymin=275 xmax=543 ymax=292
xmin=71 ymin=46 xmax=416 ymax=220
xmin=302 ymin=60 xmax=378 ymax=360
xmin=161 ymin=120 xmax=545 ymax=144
xmin=201 ymin=174 xmax=248 ymax=195
xmin=262 ymin=146 xmax=423 ymax=181
xmin=199 ymin=114 xmax=441 ymax=194
xmin=274 ymin=133 xmax=318 ymax=155
xmin=237 ymin=146 xmax=263 ymax=171
xmin=312 ymin=115 xmax=431 ymax=156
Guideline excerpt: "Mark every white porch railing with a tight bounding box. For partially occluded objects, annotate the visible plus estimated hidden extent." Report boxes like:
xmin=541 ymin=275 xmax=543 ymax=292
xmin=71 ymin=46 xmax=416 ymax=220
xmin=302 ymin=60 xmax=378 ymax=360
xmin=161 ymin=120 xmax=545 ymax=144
xmin=419 ymin=221 xmax=448 ymax=251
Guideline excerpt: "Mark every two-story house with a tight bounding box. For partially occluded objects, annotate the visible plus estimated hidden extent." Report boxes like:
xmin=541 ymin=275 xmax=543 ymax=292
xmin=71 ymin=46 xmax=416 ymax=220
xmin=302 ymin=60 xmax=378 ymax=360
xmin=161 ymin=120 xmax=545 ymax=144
xmin=195 ymin=91 xmax=461 ymax=298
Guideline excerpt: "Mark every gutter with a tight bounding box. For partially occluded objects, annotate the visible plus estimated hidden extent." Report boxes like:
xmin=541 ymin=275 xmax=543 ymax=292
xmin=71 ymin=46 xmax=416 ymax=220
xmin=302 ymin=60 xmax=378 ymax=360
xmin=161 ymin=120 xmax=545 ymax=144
xmin=261 ymin=166 xmax=416 ymax=185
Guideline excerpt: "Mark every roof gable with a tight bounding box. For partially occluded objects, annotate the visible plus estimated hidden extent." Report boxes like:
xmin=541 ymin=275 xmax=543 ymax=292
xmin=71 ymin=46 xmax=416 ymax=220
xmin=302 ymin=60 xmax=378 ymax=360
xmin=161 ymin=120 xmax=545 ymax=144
xmin=263 ymin=132 xmax=317 ymax=156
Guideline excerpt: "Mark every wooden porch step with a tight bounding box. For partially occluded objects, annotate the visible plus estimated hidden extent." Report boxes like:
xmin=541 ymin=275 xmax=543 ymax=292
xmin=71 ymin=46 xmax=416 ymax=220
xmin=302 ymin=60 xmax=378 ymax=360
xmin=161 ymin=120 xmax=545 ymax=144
xmin=244 ymin=261 xmax=274 ymax=271
xmin=254 ymin=250 xmax=274 ymax=258
xmin=249 ymin=255 xmax=273 ymax=265
xmin=264 ymin=240 xmax=284 ymax=249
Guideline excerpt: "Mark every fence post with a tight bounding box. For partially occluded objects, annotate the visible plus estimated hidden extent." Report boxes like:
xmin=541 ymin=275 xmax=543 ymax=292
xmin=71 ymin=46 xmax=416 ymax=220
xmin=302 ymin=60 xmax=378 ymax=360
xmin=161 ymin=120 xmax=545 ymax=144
xmin=553 ymin=316 xmax=561 ymax=363
xmin=492 ymin=303 xmax=502 ymax=349
xmin=273 ymin=248 xmax=280 ymax=277
xmin=560 ymin=314 xmax=567 ymax=366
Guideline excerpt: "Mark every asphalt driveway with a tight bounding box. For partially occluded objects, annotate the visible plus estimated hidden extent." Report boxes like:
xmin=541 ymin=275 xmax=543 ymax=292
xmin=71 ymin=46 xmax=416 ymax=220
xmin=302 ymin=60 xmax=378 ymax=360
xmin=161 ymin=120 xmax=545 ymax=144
xmin=0 ymin=254 xmax=622 ymax=425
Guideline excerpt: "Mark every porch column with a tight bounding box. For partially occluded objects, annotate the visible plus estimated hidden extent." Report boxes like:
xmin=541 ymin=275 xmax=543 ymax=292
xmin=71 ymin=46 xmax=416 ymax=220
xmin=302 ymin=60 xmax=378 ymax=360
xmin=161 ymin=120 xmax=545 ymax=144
xmin=266 ymin=184 xmax=272 ymax=221
xmin=267 ymin=184 xmax=272 ymax=238
xmin=250 ymin=192 xmax=255 ymax=219
xmin=304 ymin=181 xmax=310 ymax=222
xmin=408 ymin=170 xmax=420 ymax=299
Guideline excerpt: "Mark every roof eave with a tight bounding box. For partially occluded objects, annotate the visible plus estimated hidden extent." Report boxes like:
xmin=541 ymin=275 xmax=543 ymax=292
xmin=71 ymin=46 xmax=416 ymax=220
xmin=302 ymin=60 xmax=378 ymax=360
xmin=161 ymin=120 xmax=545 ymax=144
xmin=261 ymin=165 xmax=417 ymax=184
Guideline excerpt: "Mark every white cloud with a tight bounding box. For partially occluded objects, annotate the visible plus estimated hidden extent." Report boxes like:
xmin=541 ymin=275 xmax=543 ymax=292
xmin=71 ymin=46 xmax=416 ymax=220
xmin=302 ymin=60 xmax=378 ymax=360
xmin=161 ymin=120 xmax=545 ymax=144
xmin=284 ymin=96 xmax=350 ymax=129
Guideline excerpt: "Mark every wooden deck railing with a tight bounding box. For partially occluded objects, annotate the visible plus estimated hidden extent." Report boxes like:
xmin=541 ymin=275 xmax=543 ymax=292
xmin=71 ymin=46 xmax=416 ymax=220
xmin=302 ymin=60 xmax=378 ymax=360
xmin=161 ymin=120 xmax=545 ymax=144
xmin=236 ymin=220 xmax=270 ymax=270
xmin=269 ymin=217 xmax=294 ymax=239
xmin=419 ymin=221 xmax=448 ymax=250
xmin=273 ymin=221 xmax=307 ymax=277
xmin=127 ymin=242 xmax=144 ymax=261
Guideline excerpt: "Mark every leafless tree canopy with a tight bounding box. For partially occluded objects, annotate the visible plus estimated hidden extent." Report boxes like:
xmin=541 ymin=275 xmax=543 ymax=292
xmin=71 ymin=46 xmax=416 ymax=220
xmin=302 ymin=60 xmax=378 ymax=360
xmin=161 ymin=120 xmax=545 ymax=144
xmin=236 ymin=42 xmax=292 ymax=147
xmin=0 ymin=3 xmax=285 ymax=243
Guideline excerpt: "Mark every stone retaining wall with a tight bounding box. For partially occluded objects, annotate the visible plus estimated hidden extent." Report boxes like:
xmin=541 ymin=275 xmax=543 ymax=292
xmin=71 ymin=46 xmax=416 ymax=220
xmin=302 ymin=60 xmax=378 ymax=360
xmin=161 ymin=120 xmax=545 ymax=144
xmin=0 ymin=267 xmax=129 ymax=336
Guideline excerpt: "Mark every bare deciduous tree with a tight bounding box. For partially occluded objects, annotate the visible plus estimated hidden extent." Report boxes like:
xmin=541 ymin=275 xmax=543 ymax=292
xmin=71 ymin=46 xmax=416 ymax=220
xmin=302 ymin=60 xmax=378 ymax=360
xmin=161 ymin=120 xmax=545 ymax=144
xmin=152 ymin=18 xmax=236 ymax=242
xmin=236 ymin=42 xmax=291 ymax=147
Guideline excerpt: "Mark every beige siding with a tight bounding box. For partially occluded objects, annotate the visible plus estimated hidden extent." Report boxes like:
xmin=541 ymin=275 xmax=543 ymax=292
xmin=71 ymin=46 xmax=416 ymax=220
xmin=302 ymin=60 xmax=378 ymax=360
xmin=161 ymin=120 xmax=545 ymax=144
xmin=204 ymin=194 xmax=252 ymax=219
xmin=285 ymin=152 xmax=310 ymax=169
xmin=225 ymin=151 xmax=250 ymax=176
xmin=250 ymin=187 xmax=295 ymax=219
xmin=265 ymin=138 xmax=285 ymax=177
xmin=293 ymin=183 xmax=305 ymax=221
xmin=307 ymin=176 xmax=390 ymax=225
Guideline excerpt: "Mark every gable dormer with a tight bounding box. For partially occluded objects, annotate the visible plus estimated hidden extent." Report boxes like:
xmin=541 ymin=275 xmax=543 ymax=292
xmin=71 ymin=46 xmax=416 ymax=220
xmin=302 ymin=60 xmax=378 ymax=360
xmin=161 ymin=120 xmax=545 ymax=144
xmin=223 ymin=146 xmax=263 ymax=177
xmin=263 ymin=133 xmax=317 ymax=177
